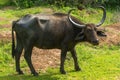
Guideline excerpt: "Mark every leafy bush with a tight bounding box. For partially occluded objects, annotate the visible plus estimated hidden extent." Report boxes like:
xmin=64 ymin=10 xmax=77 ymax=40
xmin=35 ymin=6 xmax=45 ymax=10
xmin=12 ymin=0 xmax=34 ymax=8
xmin=102 ymin=0 xmax=119 ymax=8
xmin=4 ymin=0 xmax=120 ymax=9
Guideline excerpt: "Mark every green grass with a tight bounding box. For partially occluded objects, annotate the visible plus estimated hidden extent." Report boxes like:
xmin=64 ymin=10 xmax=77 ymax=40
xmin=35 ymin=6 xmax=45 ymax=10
xmin=0 ymin=0 xmax=9 ymax=5
xmin=0 ymin=6 xmax=120 ymax=80
xmin=0 ymin=6 xmax=115 ymax=32
xmin=0 ymin=5 xmax=118 ymax=32
xmin=0 ymin=7 xmax=43 ymax=31
xmin=0 ymin=41 xmax=120 ymax=80
xmin=0 ymin=6 xmax=116 ymax=26
xmin=53 ymin=6 xmax=116 ymax=26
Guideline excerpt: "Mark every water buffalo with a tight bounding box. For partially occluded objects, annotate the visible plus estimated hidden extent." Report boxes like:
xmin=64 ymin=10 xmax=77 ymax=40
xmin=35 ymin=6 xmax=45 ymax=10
xmin=12 ymin=6 xmax=106 ymax=76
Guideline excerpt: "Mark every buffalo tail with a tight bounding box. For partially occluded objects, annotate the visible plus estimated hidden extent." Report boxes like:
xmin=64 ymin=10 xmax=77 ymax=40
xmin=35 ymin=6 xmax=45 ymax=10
xmin=12 ymin=21 xmax=15 ymax=58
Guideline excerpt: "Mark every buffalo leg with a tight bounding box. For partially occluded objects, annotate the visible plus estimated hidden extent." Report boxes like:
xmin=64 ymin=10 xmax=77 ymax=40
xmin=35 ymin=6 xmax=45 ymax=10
xmin=24 ymin=45 xmax=38 ymax=76
xmin=15 ymin=35 xmax=23 ymax=74
xmin=60 ymin=48 xmax=67 ymax=74
xmin=70 ymin=48 xmax=81 ymax=71
xmin=15 ymin=46 xmax=23 ymax=74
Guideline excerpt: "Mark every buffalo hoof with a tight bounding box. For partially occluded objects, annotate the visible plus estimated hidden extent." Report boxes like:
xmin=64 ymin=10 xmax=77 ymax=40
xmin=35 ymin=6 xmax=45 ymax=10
xmin=33 ymin=72 xmax=39 ymax=76
xmin=18 ymin=71 xmax=24 ymax=75
xmin=60 ymin=70 xmax=66 ymax=74
xmin=75 ymin=67 xmax=81 ymax=71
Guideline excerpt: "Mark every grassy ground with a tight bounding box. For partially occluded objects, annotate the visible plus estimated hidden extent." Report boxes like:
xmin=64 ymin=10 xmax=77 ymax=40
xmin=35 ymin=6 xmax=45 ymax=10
xmin=0 ymin=5 xmax=119 ymax=31
xmin=0 ymin=42 xmax=120 ymax=80
xmin=0 ymin=0 xmax=9 ymax=5
xmin=0 ymin=6 xmax=120 ymax=80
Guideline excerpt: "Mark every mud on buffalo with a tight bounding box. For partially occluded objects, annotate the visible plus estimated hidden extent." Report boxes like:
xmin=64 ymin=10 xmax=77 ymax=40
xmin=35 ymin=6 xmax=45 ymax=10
xmin=12 ymin=6 xmax=106 ymax=76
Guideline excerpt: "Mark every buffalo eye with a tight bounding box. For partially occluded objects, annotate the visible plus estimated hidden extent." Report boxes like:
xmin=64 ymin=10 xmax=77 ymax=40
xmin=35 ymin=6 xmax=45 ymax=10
xmin=94 ymin=27 xmax=97 ymax=31
xmin=87 ymin=28 xmax=92 ymax=32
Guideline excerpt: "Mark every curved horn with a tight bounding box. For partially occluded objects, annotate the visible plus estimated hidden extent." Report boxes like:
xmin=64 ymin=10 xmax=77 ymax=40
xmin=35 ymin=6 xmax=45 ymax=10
xmin=96 ymin=6 xmax=106 ymax=27
xmin=68 ymin=9 xmax=86 ymax=28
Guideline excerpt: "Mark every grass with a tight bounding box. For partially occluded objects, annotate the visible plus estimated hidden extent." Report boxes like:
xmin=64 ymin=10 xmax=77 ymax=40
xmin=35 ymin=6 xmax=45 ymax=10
xmin=53 ymin=6 xmax=116 ymax=26
xmin=0 ymin=6 xmax=117 ymax=25
xmin=0 ymin=6 xmax=120 ymax=80
xmin=0 ymin=6 xmax=115 ymax=31
xmin=0 ymin=7 xmax=42 ymax=31
xmin=0 ymin=0 xmax=9 ymax=5
xmin=0 ymin=42 xmax=120 ymax=80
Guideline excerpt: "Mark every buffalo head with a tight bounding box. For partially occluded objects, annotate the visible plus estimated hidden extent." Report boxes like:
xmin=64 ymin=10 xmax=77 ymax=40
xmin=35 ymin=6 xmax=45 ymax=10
xmin=68 ymin=6 xmax=106 ymax=45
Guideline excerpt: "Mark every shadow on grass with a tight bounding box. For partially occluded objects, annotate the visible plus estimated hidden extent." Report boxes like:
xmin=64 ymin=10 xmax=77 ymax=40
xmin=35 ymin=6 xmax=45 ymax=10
xmin=0 ymin=69 xmax=81 ymax=80
xmin=0 ymin=73 xmax=60 ymax=80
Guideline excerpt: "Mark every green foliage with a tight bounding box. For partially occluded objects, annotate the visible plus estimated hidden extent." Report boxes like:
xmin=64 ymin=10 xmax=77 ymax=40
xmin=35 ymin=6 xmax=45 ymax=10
xmin=104 ymin=0 xmax=120 ymax=7
xmin=0 ymin=0 xmax=120 ymax=9
xmin=12 ymin=0 xmax=35 ymax=8
xmin=7 ymin=0 xmax=120 ymax=9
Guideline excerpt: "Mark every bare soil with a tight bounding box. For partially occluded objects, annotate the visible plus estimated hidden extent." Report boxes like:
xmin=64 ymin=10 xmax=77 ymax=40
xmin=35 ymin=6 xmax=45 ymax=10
xmin=0 ymin=20 xmax=120 ymax=71
xmin=32 ymin=48 xmax=60 ymax=72
xmin=99 ymin=22 xmax=120 ymax=45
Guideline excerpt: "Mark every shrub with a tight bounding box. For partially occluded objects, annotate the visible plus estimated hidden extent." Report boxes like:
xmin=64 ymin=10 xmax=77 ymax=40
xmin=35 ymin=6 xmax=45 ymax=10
xmin=8 ymin=0 xmax=120 ymax=8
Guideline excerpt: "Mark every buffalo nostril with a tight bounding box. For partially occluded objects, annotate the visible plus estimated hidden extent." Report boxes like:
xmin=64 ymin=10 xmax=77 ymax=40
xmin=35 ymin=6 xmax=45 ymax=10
xmin=92 ymin=39 xmax=99 ymax=45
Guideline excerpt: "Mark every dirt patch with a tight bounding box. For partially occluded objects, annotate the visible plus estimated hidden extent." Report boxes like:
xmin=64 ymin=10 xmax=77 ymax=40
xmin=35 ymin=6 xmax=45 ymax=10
xmin=99 ymin=22 xmax=120 ymax=45
xmin=41 ymin=8 xmax=54 ymax=14
xmin=0 ymin=24 xmax=11 ymax=28
xmin=0 ymin=31 xmax=11 ymax=40
xmin=32 ymin=48 xmax=60 ymax=72
xmin=0 ymin=17 xmax=6 ymax=21
xmin=1 ymin=6 xmax=16 ymax=10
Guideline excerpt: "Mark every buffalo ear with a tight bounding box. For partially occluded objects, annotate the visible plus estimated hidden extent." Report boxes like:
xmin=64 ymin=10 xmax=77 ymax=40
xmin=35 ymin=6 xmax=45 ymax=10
xmin=97 ymin=30 xmax=107 ymax=37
